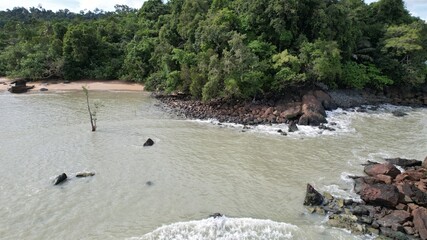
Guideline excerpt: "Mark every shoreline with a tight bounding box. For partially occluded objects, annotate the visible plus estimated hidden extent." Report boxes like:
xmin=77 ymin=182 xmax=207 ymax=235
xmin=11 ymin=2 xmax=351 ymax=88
xmin=0 ymin=78 xmax=144 ymax=92
xmin=156 ymin=87 xmax=427 ymax=128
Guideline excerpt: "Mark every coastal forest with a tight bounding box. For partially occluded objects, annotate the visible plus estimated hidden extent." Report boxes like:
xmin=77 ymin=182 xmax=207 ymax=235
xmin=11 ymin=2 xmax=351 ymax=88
xmin=0 ymin=0 xmax=426 ymax=101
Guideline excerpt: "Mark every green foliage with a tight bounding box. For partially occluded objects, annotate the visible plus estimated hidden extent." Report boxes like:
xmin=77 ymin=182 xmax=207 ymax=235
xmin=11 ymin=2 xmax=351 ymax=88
xmin=299 ymin=40 xmax=342 ymax=87
xmin=271 ymin=50 xmax=307 ymax=90
xmin=381 ymin=22 xmax=427 ymax=85
xmin=341 ymin=62 xmax=393 ymax=89
xmin=0 ymin=1 xmax=425 ymax=99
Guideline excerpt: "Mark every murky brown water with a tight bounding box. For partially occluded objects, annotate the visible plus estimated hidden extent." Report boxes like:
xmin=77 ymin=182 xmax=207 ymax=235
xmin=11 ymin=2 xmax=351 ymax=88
xmin=0 ymin=91 xmax=426 ymax=240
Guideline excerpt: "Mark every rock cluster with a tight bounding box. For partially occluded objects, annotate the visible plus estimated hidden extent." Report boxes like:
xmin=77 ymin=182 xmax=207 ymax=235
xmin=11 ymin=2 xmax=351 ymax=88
xmin=304 ymin=156 xmax=427 ymax=239
xmin=157 ymin=90 xmax=336 ymax=127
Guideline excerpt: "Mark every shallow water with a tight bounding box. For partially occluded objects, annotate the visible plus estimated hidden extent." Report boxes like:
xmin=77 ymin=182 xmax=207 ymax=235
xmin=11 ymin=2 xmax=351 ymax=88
xmin=0 ymin=91 xmax=426 ymax=240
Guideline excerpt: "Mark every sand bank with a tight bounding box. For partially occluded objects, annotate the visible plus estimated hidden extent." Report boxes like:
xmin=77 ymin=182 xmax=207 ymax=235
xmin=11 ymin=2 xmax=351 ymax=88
xmin=0 ymin=78 xmax=144 ymax=92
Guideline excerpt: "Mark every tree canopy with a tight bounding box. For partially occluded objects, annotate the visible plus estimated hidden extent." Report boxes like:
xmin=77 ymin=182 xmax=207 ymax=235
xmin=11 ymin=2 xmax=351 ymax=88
xmin=0 ymin=0 xmax=426 ymax=101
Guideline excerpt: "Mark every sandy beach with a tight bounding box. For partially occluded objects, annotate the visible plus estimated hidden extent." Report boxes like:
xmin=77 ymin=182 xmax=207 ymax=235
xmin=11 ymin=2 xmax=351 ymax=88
xmin=0 ymin=78 xmax=144 ymax=92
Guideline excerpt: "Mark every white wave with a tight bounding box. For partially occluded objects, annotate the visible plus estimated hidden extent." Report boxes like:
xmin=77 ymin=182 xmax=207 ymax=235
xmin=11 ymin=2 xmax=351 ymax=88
xmin=189 ymin=103 xmax=422 ymax=138
xmin=131 ymin=217 xmax=299 ymax=240
xmin=190 ymin=108 xmax=356 ymax=138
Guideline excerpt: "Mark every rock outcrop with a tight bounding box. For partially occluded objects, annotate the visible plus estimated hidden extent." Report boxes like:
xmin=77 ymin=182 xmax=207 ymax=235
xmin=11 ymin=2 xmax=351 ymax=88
xmin=304 ymin=156 xmax=427 ymax=239
xmin=156 ymin=89 xmax=337 ymax=126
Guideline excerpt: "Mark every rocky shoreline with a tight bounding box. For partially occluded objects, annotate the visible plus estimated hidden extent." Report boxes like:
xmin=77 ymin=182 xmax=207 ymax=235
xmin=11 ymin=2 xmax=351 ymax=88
xmin=304 ymin=157 xmax=427 ymax=240
xmin=155 ymin=86 xmax=427 ymax=130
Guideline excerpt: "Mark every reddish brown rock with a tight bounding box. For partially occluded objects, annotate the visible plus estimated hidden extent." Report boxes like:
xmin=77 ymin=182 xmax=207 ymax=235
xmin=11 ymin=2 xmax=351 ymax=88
xmin=364 ymin=163 xmax=401 ymax=179
xmin=280 ymin=103 xmax=302 ymax=120
xmin=413 ymin=207 xmax=427 ymax=240
xmin=359 ymin=183 xmax=400 ymax=208
xmin=423 ymin=156 xmax=427 ymax=169
xmin=402 ymin=182 xmax=427 ymax=207
xmin=298 ymin=93 xmax=327 ymax=126
xmin=261 ymin=107 xmax=273 ymax=118
xmin=313 ymin=90 xmax=336 ymax=110
xmin=378 ymin=210 xmax=411 ymax=227
xmin=416 ymin=180 xmax=427 ymax=192
xmin=408 ymin=203 xmax=420 ymax=212
xmin=375 ymin=174 xmax=393 ymax=184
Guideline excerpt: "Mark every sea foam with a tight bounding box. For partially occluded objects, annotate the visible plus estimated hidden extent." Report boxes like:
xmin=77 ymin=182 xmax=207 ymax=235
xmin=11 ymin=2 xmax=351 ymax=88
xmin=131 ymin=216 xmax=298 ymax=240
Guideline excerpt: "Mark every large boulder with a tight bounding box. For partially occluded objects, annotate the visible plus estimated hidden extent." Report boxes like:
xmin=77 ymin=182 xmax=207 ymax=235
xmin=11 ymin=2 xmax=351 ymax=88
xmin=396 ymin=169 xmax=426 ymax=183
xmin=413 ymin=207 xmax=427 ymax=240
xmin=298 ymin=93 xmax=327 ymax=126
xmin=402 ymin=182 xmax=427 ymax=207
xmin=378 ymin=210 xmax=411 ymax=228
xmin=352 ymin=176 xmax=385 ymax=194
xmin=359 ymin=183 xmax=400 ymax=208
xmin=303 ymin=184 xmax=324 ymax=206
xmin=313 ymin=90 xmax=337 ymax=110
xmin=364 ymin=163 xmax=401 ymax=179
xmin=280 ymin=103 xmax=302 ymax=120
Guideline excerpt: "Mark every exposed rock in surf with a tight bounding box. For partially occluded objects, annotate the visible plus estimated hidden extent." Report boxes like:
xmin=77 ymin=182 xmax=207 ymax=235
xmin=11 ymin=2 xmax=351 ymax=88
xmin=318 ymin=124 xmax=335 ymax=131
xmin=298 ymin=93 xmax=327 ymax=126
xmin=76 ymin=171 xmax=95 ymax=178
xmin=143 ymin=138 xmax=154 ymax=147
xmin=209 ymin=213 xmax=223 ymax=218
xmin=364 ymin=162 xmax=401 ymax=179
xmin=385 ymin=157 xmax=422 ymax=168
xmin=303 ymin=184 xmax=324 ymax=206
xmin=392 ymin=110 xmax=408 ymax=117
xmin=53 ymin=173 xmax=67 ymax=185
xmin=304 ymin=155 xmax=427 ymax=239
xmin=288 ymin=121 xmax=299 ymax=132
xmin=327 ymin=214 xmax=366 ymax=234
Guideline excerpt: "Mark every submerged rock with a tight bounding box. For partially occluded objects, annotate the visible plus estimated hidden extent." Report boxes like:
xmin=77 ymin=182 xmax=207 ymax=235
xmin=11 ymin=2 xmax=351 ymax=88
xmin=143 ymin=138 xmax=155 ymax=147
xmin=146 ymin=181 xmax=153 ymax=186
xmin=392 ymin=110 xmax=408 ymax=117
xmin=53 ymin=173 xmax=67 ymax=185
xmin=76 ymin=171 xmax=95 ymax=178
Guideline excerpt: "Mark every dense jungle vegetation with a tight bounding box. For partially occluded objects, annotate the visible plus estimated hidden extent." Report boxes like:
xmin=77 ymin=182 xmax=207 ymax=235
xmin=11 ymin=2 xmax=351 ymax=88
xmin=0 ymin=0 xmax=426 ymax=101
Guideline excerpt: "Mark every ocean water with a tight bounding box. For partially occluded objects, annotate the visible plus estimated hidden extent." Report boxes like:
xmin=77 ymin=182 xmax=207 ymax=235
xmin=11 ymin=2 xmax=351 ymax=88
xmin=0 ymin=91 xmax=425 ymax=239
